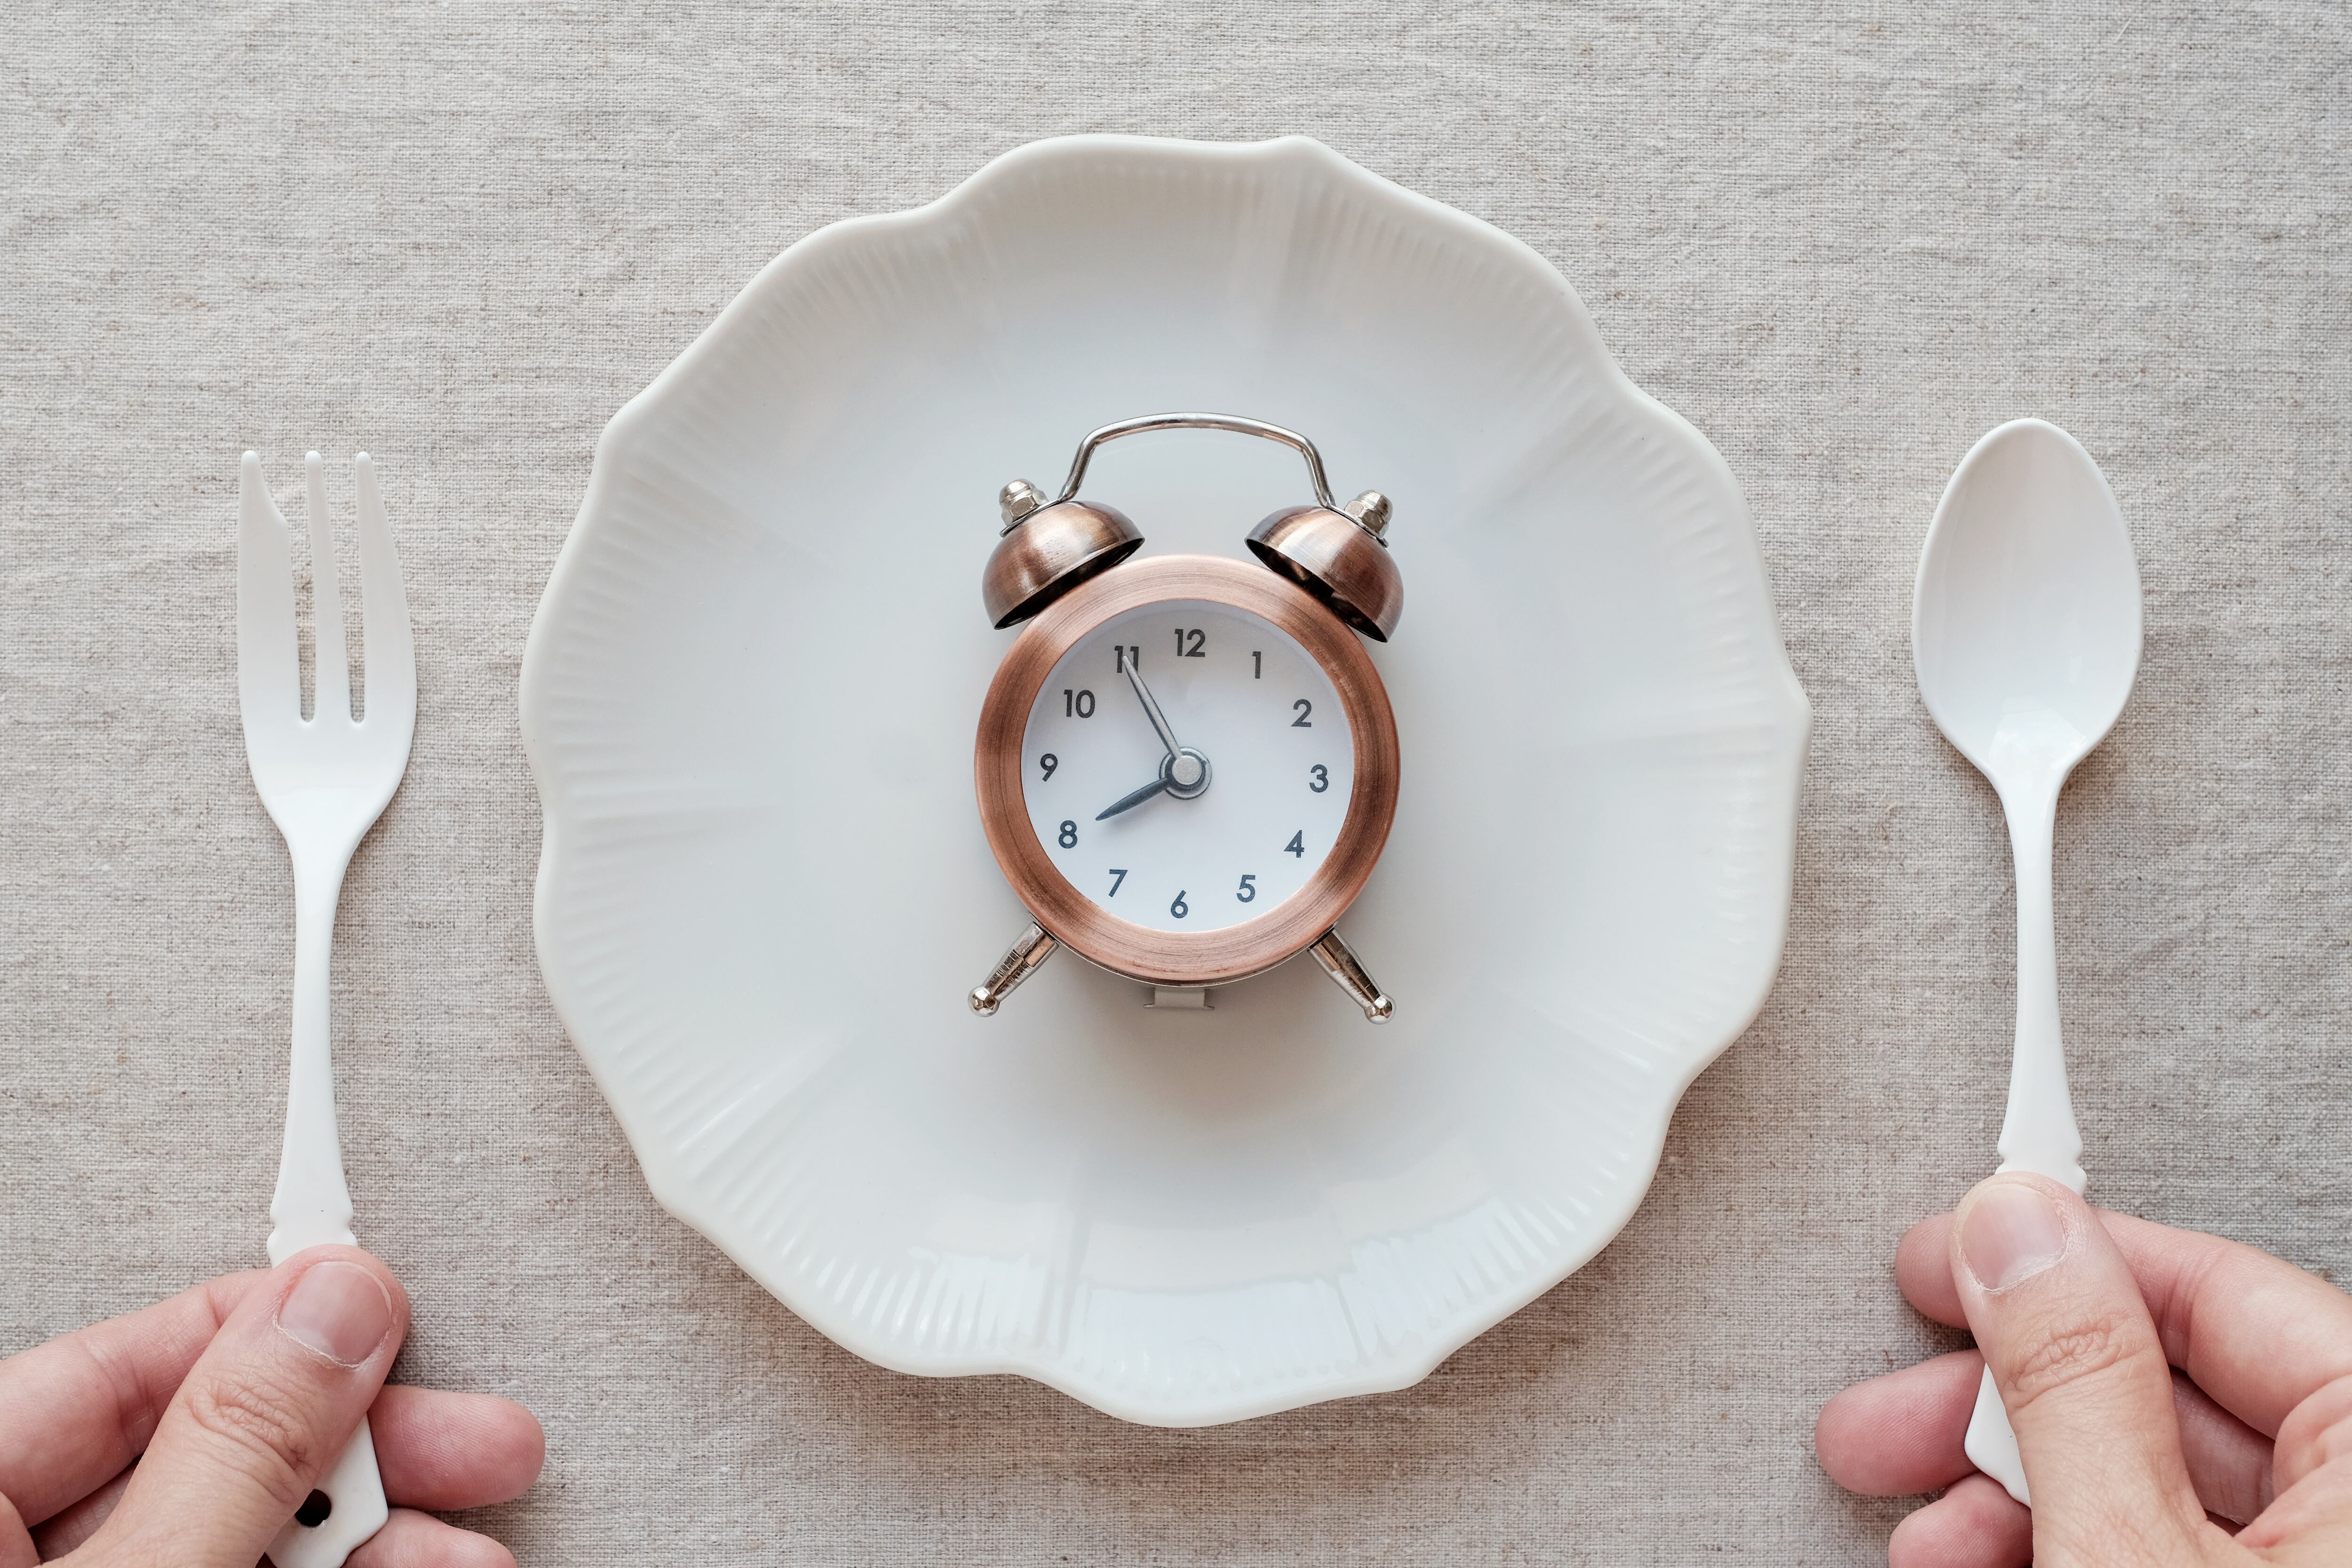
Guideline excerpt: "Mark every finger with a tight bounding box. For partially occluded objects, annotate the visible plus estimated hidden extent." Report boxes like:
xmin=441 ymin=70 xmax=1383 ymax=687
xmin=0 ymin=1490 xmax=34 ymax=1568
xmin=370 ymin=1386 xmax=545 ymax=1511
xmin=1887 ymin=1473 xmax=2033 ymax=1568
xmin=2239 ymin=1436 xmax=2352 ymax=1560
xmin=26 ymin=1462 xmax=133 ymax=1559
xmin=1951 ymin=1174 xmax=2212 ymax=1556
xmin=1901 ymin=1206 xmax=2352 ymax=1439
xmin=2172 ymin=1369 xmax=2274 ymax=1525
xmin=1818 ymin=1350 xmax=2276 ymax=1526
xmin=2099 ymin=1209 xmax=2352 ymax=1439
xmin=32 ymin=1386 xmax=546 ymax=1540
xmin=0 ymin=1270 xmax=266 ymax=1524
xmin=1895 ymin=1213 xmax=1966 ymax=1326
xmin=33 ymin=1390 xmax=546 ymax=1553
xmin=1816 ymin=1350 xmax=1982 ymax=1495
xmin=2273 ymin=1371 xmax=2352 ymax=1499
xmin=30 ymin=1388 xmax=546 ymax=1544
xmin=347 ymin=1506 xmax=518 ymax=1568
xmin=80 ymin=1246 xmax=408 ymax=1568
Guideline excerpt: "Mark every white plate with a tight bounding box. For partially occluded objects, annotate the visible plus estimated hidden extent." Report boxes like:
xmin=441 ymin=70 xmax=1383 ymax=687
xmin=521 ymin=135 xmax=1809 ymax=1426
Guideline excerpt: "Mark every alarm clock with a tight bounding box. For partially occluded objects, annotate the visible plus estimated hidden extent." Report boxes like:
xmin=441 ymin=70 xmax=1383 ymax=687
xmin=968 ymin=414 xmax=1402 ymax=1022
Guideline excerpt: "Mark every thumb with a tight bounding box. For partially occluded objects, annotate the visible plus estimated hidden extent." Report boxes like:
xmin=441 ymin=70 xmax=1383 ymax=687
xmin=80 ymin=1246 xmax=406 ymax=1568
xmin=1952 ymin=1174 xmax=2210 ymax=1559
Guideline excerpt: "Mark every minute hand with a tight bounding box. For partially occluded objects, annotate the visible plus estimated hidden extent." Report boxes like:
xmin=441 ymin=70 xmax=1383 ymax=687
xmin=1122 ymin=656 xmax=1183 ymax=758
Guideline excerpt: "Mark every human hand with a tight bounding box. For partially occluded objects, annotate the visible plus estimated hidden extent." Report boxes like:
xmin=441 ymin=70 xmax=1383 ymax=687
xmin=0 ymin=1246 xmax=542 ymax=1567
xmin=1816 ymin=1173 xmax=2352 ymax=1566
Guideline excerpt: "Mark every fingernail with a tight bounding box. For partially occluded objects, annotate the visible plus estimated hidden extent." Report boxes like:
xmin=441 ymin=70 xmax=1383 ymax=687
xmin=1960 ymin=1179 xmax=2071 ymax=1291
xmin=278 ymin=1261 xmax=394 ymax=1367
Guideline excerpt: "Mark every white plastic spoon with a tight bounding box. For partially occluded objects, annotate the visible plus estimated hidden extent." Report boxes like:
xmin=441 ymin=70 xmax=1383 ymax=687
xmin=1912 ymin=418 xmax=2143 ymax=1506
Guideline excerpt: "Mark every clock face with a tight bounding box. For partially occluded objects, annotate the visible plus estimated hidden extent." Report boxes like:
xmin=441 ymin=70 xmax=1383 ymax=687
xmin=1019 ymin=598 xmax=1355 ymax=933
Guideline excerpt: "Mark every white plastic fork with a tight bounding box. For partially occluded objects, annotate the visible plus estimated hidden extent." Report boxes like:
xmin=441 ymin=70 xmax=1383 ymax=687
xmin=238 ymin=451 xmax=415 ymax=1568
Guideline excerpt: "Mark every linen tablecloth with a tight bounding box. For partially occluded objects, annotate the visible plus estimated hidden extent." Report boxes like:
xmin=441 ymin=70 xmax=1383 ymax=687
xmin=5 ymin=4 xmax=2347 ymax=1561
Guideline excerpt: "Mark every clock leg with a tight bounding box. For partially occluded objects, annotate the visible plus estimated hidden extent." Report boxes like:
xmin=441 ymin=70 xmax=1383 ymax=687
xmin=1309 ymin=929 xmax=1394 ymax=1023
xmin=969 ymin=920 xmax=1058 ymax=1016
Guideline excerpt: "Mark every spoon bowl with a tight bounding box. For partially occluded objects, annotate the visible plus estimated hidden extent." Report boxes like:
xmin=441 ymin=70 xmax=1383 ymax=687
xmin=1915 ymin=419 xmax=2143 ymax=788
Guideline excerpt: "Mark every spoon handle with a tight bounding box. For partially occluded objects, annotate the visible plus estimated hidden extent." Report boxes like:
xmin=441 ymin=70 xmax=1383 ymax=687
xmin=1965 ymin=775 xmax=2090 ymax=1507
xmin=1994 ymin=776 xmax=2087 ymax=1191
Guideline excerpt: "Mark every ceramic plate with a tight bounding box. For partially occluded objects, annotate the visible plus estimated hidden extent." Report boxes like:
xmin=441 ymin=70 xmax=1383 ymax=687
xmin=521 ymin=135 xmax=1809 ymax=1426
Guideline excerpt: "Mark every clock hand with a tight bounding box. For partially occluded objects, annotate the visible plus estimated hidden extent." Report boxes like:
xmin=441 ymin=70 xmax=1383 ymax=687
xmin=1112 ymin=653 xmax=1212 ymax=806
xmin=1122 ymin=654 xmax=1184 ymax=760
xmin=1095 ymin=775 xmax=1170 ymax=821
xmin=1095 ymin=745 xmax=1214 ymax=821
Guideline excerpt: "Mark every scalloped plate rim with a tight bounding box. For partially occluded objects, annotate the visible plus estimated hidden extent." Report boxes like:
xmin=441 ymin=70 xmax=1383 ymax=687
xmin=520 ymin=132 xmax=1811 ymax=1426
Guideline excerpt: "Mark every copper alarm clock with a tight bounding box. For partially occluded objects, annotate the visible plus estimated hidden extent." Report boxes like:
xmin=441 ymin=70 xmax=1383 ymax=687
xmin=968 ymin=414 xmax=1402 ymax=1022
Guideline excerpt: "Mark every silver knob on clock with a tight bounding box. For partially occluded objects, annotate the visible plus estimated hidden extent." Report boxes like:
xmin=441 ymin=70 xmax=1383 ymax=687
xmin=998 ymin=479 xmax=1051 ymax=528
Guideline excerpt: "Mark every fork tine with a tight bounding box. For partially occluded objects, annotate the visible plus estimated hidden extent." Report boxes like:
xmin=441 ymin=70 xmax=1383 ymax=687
xmin=305 ymin=451 xmax=352 ymax=723
xmin=350 ymin=454 xmax=416 ymax=738
xmin=238 ymin=452 xmax=302 ymax=726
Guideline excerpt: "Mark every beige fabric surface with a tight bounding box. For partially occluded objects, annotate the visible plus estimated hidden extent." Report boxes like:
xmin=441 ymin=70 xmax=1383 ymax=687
xmin=4 ymin=4 xmax=2349 ymax=1562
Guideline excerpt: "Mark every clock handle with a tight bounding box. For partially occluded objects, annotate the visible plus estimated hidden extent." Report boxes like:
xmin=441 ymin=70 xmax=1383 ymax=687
xmin=1310 ymin=929 xmax=1393 ymax=1023
xmin=969 ymin=921 xmax=1057 ymax=1015
xmin=1054 ymin=413 xmax=1337 ymax=511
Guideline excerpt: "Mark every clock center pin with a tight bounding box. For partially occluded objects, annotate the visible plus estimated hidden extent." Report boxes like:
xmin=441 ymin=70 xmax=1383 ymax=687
xmin=1166 ymin=748 xmax=1209 ymax=796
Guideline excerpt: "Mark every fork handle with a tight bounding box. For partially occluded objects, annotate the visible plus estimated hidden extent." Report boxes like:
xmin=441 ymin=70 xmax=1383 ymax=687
xmin=264 ymin=844 xmax=387 ymax=1565
xmin=270 ymin=846 xmax=359 ymax=1258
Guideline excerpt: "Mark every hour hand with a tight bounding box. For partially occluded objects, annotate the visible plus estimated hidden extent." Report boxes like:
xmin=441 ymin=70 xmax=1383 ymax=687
xmin=1096 ymin=747 xmax=1210 ymax=820
xmin=1095 ymin=775 xmax=1169 ymax=821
